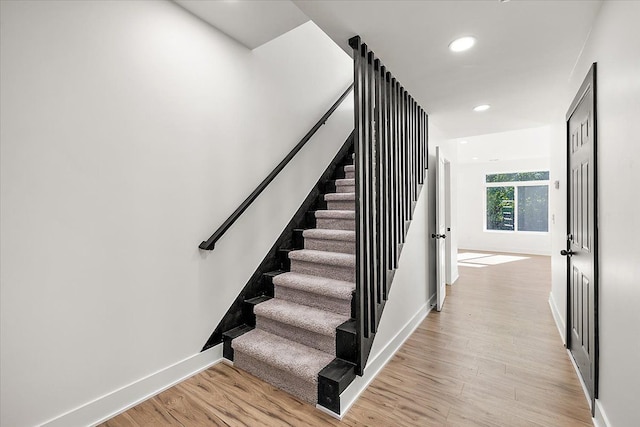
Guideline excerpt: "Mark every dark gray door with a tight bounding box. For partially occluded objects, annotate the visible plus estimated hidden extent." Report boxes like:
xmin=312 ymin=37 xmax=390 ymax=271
xmin=564 ymin=63 xmax=598 ymax=408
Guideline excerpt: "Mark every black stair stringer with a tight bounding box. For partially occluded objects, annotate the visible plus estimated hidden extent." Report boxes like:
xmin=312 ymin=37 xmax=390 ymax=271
xmin=201 ymin=131 xmax=355 ymax=353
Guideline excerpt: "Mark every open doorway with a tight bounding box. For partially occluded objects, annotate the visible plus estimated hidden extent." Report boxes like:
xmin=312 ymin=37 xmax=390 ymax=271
xmin=454 ymin=126 xmax=552 ymax=257
xmin=434 ymin=145 xmax=458 ymax=311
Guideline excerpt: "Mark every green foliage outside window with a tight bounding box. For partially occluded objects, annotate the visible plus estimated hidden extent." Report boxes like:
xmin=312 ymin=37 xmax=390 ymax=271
xmin=486 ymin=171 xmax=549 ymax=183
xmin=486 ymin=175 xmax=549 ymax=232
xmin=518 ymin=185 xmax=549 ymax=232
xmin=486 ymin=186 xmax=515 ymax=230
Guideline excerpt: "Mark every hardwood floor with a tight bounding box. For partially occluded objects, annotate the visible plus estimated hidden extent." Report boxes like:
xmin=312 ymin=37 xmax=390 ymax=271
xmin=103 ymin=252 xmax=592 ymax=426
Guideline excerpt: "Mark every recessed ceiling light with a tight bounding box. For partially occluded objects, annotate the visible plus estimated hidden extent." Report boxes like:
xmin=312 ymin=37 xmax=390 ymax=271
xmin=473 ymin=104 xmax=491 ymax=112
xmin=472 ymin=157 xmax=479 ymax=160
xmin=448 ymin=36 xmax=476 ymax=53
xmin=460 ymin=140 xmax=468 ymax=144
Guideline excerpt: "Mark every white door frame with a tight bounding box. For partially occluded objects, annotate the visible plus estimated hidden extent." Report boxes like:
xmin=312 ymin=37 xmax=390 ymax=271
xmin=435 ymin=146 xmax=450 ymax=311
xmin=444 ymin=159 xmax=453 ymax=286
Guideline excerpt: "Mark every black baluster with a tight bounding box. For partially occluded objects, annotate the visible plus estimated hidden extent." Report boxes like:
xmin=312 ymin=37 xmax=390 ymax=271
xmin=400 ymin=88 xmax=408 ymax=244
xmin=382 ymin=69 xmax=391 ymax=299
xmin=349 ymin=36 xmax=364 ymax=371
xmin=378 ymin=64 xmax=387 ymax=302
xmin=409 ymin=97 xmax=416 ymax=208
xmin=391 ymin=78 xmax=399 ymax=269
xmin=367 ymin=52 xmax=377 ymax=333
xmin=425 ymin=112 xmax=429 ymax=174
xmin=416 ymin=101 xmax=420 ymax=197
xmin=418 ymin=107 xmax=424 ymax=185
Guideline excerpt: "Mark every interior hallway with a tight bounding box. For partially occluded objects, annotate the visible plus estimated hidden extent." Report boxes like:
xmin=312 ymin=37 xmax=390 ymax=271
xmin=103 ymin=252 xmax=592 ymax=426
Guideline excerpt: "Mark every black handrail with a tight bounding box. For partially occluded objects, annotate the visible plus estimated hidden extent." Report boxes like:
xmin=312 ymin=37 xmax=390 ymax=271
xmin=199 ymin=84 xmax=354 ymax=250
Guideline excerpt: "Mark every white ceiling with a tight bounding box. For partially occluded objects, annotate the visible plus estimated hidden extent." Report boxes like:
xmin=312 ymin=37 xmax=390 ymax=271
xmin=174 ymin=0 xmax=308 ymax=49
xmin=294 ymin=0 xmax=602 ymax=139
xmin=454 ymin=126 xmax=551 ymax=164
xmin=179 ymin=0 xmax=602 ymax=140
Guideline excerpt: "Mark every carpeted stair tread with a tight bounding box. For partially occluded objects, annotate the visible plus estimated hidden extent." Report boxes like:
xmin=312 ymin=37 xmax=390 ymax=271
xmin=335 ymin=178 xmax=355 ymax=186
xmin=302 ymin=229 xmax=355 ymax=242
xmin=314 ymin=210 xmax=355 ymax=231
xmin=324 ymin=192 xmax=355 ymax=201
xmin=334 ymin=178 xmax=355 ymax=193
xmin=325 ymin=192 xmax=355 ymax=210
xmin=232 ymin=329 xmax=333 ymax=383
xmin=302 ymin=229 xmax=355 ymax=254
xmin=344 ymin=165 xmax=355 ymax=179
xmin=230 ymin=147 xmax=361 ymax=407
xmin=288 ymin=249 xmax=355 ymax=269
xmin=315 ymin=210 xmax=355 ymax=220
xmin=273 ymin=272 xmax=354 ymax=300
xmin=254 ymin=299 xmax=349 ymax=336
xmin=273 ymin=272 xmax=354 ymax=315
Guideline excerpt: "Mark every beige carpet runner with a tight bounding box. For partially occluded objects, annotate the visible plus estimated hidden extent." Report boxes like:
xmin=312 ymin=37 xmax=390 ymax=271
xmin=232 ymin=161 xmax=356 ymax=403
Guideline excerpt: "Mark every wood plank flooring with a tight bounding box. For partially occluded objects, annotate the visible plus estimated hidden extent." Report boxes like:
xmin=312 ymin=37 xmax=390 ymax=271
xmin=103 ymin=251 xmax=592 ymax=426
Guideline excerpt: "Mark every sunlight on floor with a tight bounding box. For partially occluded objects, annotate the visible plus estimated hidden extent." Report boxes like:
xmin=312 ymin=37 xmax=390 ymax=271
xmin=457 ymin=252 xmax=493 ymax=261
xmin=457 ymin=262 xmax=488 ymax=268
xmin=457 ymin=252 xmax=530 ymax=267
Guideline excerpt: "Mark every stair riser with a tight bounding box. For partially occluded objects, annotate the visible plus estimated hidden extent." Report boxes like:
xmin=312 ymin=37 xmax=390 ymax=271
xmin=275 ymin=286 xmax=351 ymax=317
xmin=256 ymin=316 xmax=335 ymax=355
xmin=316 ymin=218 xmax=355 ymax=231
xmin=327 ymin=201 xmax=355 ymax=211
xmin=345 ymin=171 xmax=355 ymax=179
xmin=336 ymin=185 xmax=355 ymax=193
xmin=290 ymin=259 xmax=355 ymax=283
xmin=304 ymin=238 xmax=355 ymax=255
xmin=234 ymin=352 xmax=317 ymax=404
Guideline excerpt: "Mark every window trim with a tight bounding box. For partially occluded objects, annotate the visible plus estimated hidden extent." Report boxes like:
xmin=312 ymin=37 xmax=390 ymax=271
xmin=483 ymin=173 xmax=550 ymax=234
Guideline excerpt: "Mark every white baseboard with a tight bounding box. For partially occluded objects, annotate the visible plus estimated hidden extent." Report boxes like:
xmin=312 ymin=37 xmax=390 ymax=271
xmin=548 ymin=291 xmax=566 ymax=345
xmin=41 ymin=344 xmax=223 ymax=427
xmin=593 ymin=399 xmax=611 ymax=427
xmin=448 ymin=272 xmax=459 ymax=286
xmin=334 ymin=293 xmax=436 ymax=418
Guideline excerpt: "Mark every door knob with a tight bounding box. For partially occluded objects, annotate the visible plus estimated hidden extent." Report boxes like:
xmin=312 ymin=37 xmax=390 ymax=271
xmin=560 ymin=249 xmax=575 ymax=257
xmin=431 ymin=233 xmax=447 ymax=239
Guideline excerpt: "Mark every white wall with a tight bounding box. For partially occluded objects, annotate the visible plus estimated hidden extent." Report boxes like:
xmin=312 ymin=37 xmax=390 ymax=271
xmin=361 ymin=116 xmax=438 ymax=373
xmin=455 ymin=126 xmax=552 ymax=164
xmin=339 ymin=161 xmax=433 ymax=414
xmin=549 ymin=2 xmax=640 ymax=426
xmin=0 ymin=2 xmax=353 ymax=426
xmin=369 ymin=184 xmax=430 ymax=358
xmin=339 ymin=100 xmax=443 ymax=416
xmin=456 ymin=127 xmax=552 ymax=255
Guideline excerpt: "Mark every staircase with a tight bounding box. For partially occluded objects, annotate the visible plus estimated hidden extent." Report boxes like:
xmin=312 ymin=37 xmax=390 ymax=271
xmin=201 ymin=36 xmax=428 ymax=417
xmin=229 ymin=153 xmax=356 ymax=405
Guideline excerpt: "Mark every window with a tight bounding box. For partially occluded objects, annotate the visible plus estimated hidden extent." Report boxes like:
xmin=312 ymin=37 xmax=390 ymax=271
xmin=485 ymin=171 xmax=549 ymax=232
